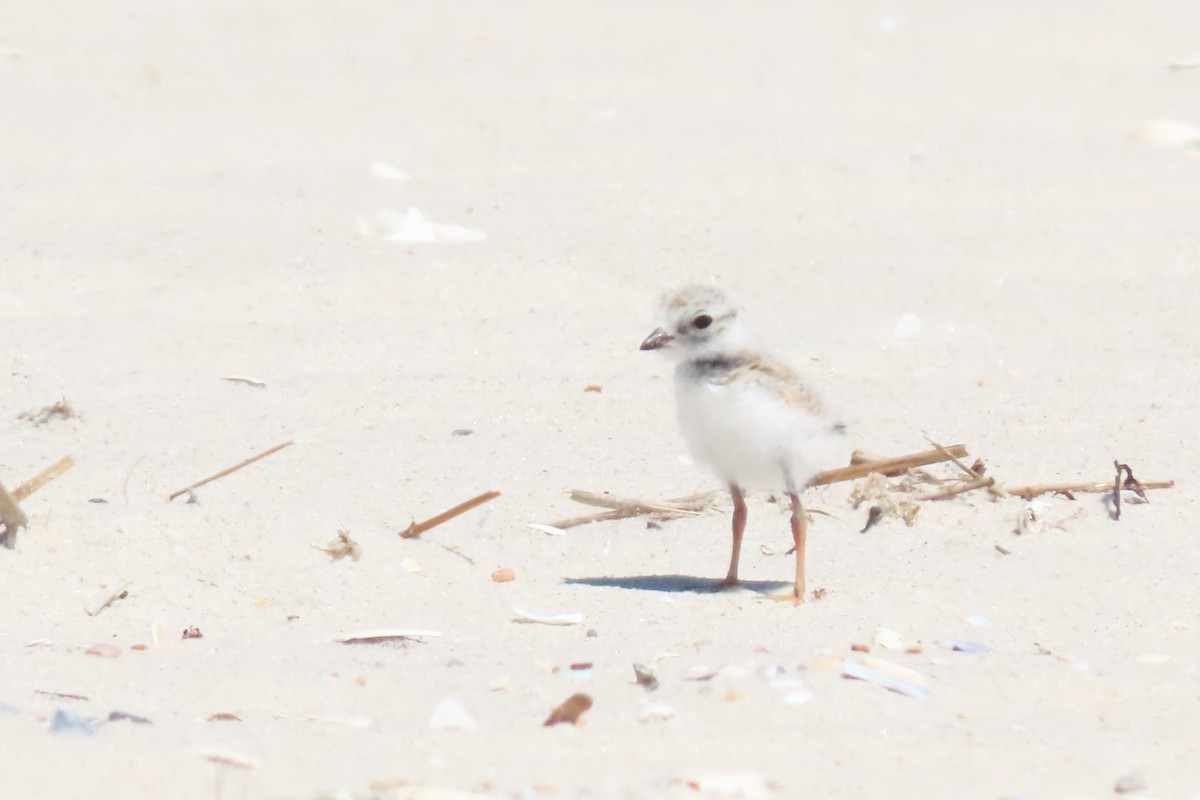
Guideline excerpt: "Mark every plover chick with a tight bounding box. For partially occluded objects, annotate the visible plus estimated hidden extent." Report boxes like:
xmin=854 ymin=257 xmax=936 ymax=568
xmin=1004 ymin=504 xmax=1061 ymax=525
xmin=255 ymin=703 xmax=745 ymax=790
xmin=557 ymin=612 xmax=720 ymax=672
xmin=640 ymin=285 xmax=849 ymax=602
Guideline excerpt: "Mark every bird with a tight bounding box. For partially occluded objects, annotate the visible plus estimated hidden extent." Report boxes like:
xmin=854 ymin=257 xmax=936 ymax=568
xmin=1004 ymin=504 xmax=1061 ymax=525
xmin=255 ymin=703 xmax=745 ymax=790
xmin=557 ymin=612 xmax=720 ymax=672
xmin=640 ymin=285 xmax=849 ymax=602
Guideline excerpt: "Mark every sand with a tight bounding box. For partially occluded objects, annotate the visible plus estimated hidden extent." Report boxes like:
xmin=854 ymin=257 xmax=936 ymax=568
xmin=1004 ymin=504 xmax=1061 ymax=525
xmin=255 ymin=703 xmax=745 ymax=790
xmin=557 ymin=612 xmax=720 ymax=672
xmin=3 ymin=2 xmax=1199 ymax=798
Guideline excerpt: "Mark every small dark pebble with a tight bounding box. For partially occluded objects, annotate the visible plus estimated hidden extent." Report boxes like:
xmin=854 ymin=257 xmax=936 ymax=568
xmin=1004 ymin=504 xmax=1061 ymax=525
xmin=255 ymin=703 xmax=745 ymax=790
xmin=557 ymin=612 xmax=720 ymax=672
xmin=451 ymin=429 xmax=474 ymax=437
xmin=88 ymin=498 xmax=108 ymax=504
xmin=585 ymin=628 xmax=598 ymax=638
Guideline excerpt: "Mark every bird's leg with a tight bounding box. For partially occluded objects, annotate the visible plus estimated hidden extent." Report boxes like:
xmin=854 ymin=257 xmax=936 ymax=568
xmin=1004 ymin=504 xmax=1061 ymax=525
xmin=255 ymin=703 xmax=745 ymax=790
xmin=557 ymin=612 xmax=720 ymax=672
xmin=787 ymin=491 xmax=807 ymax=600
xmin=719 ymin=483 xmax=747 ymax=588
xmin=768 ymin=469 xmax=807 ymax=604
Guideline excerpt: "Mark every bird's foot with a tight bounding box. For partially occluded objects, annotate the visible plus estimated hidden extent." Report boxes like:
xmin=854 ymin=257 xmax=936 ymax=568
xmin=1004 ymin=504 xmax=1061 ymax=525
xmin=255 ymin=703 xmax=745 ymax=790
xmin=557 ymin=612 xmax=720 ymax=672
xmin=764 ymin=586 xmax=805 ymax=605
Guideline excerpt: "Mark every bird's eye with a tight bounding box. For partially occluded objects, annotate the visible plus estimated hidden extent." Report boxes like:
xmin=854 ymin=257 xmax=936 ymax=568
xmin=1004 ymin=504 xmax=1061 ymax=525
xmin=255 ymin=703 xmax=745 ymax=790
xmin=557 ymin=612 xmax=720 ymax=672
xmin=692 ymin=314 xmax=713 ymax=330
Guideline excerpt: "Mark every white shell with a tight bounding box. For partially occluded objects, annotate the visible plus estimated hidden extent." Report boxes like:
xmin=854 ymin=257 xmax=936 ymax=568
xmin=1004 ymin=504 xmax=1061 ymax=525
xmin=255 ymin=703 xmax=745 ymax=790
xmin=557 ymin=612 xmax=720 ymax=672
xmin=873 ymin=627 xmax=904 ymax=650
xmin=1127 ymin=119 xmax=1200 ymax=148
xmin=842 ymin=657 xmax=931 ymax=700
xmin=511 ymin=608 xmax=582 ymax=626
xmin=429 ymin=697 xmax=477 ymax=731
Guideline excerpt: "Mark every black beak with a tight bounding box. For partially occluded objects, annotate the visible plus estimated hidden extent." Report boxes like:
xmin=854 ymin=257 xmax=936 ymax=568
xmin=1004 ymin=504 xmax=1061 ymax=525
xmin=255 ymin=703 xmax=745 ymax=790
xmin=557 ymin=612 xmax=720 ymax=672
xmin=639 ymin=328 xmax=675 ymax=351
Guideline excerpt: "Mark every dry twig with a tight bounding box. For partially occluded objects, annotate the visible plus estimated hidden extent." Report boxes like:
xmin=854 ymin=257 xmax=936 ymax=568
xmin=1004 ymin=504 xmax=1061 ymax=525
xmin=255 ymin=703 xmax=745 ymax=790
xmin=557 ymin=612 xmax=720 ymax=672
xmin=549 ymin=491 xmax=718 ymax=530
xmin=86 ymin=581 xmax=131 ymax=617
xmin=221 ymin=375 xmax=267 ymax=388
xmin=918 ymin=477 xmax=996 ymax=502
xmin=400 ymin=490 xmax=500 ymax=539
xmin=14 ymin=455 xmax=77 ymax=502
xmin=167 ymin=440 xmax=294 ymax=502
xmin=809 ymin=444 xmax=969 ymax=486
xmin=1004 ymin=478 xmax=1173 ymax=500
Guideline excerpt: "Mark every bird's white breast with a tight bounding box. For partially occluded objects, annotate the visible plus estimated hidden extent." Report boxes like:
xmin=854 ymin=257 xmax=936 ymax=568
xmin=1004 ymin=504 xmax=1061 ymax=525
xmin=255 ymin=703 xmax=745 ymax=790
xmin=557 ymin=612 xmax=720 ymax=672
xmin=674 ymin=365 xmax=846 ymax=491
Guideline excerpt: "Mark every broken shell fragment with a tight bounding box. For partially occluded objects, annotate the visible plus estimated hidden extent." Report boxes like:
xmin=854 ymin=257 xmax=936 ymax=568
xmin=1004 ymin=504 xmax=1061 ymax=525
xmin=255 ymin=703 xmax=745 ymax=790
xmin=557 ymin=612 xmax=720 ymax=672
xmin=873 ymin=628 xmax=904 ymax=650
xmin=1114 ymin=770 xmax=1148 ymax=794
xmin=336 ymin=629 xmax=443 ymax=644
xmin=512 ymin=608 xmax=582 ymax=626
xmin=934 ymin=639 xmax=990 ymax=654
xmin=49 ymin=709 xmax=97 ymax=735
xmin=686 ymin=773 xmax=771 ymax=798
xmin=632 ymin=663 xmax=659 ymax=691
xmin=491 ymin=567 xmax=516 ymax=583
xmin=543 ymin=692 xmax=592 ymax=726
xmin=1127 ymin=118 xmax=1200 ymax=148
xmin=429 ymin=697 xmax=477 ymax=731
xmin=85 ymin=643 xmax=121 ymax=658
xmin=637 ymin=702 xmax=675 ymax=722
xmin=201 ymin=748 xmax=260 ymax=769
xmin=842 ymin=657 xmax=931 ymax=700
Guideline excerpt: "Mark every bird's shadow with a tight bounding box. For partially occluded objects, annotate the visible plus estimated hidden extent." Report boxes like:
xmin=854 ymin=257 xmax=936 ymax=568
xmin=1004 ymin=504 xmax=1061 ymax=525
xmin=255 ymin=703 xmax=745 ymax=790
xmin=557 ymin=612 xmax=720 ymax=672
xmin=564 ymin=574 xmax=792 ymax=594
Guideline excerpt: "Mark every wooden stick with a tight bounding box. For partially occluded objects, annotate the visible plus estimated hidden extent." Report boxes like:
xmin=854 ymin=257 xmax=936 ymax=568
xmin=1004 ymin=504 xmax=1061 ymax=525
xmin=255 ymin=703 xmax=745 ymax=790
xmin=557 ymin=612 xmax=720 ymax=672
xmin=1004 ymin=478 xmax=1174 ymax=500
xmin=550 ymin=491 xmax=718 ymax=530
xmin=568 ymin=490 xmax=714 ymax=515
xmin=167 ymin=440 xmax=294 ymax=501
xmin=918 ymin=477 xmax=995 ymax=501
xmin=809 ymin=444 xmax=969 ymax=487
xmin=550 ymin=508 xmax=629 ymax=529
xmin=923 ymin=436 xmax=1005 ymax=499
xmin=86 ymin=581 xmax=131 ymax=617
xmin=551 ymin=507 xmax=706 ymax=530
xmin=400 ymin=490 xmax=500 ymax=539
xmin=13 ymin=455 xmax=76 ymax=502
xmin=923 ymin=436 xmax=979 ymax=481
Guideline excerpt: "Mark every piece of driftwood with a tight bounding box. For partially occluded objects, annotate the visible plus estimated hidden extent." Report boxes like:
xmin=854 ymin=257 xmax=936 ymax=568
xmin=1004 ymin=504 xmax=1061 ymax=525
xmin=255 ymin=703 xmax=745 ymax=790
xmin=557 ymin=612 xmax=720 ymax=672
xmin=549 ymin=491 xmax=718 ymax=530
xmin=400 ymin=490 xmax=500 ymax=539
xmin=808 ymin=444 xmax=969 ymax=486
xmin=550 ymin=446 xmax=971 ymax=530
xmin=1004 ymin=478 xmax=1174 ymax=500
xmin=14 ymin=456 xmax=77 ymax=501
xmin=918 ymin=477 xmax=996 ymax=502
xmin=86 ymin=581 xmax=131 ymax=616
xmin=167 ymin=440 xmax=294 ymax=501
